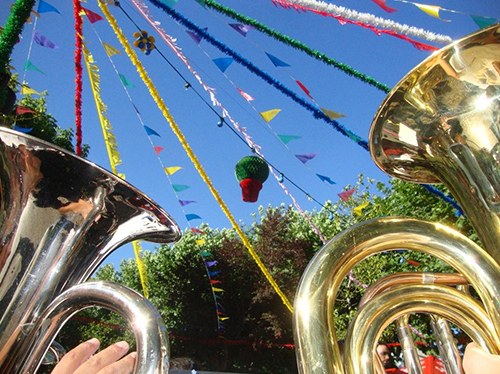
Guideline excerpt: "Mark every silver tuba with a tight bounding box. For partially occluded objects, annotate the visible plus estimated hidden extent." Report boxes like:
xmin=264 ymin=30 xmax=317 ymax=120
xmin=0 ymin=127 xmax=182 ymax=373
xmin=294 ymin=24 xmax=500 ymax=374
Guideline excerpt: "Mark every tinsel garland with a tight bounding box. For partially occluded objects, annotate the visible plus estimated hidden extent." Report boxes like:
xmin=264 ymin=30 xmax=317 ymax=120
xmin=129 ymin=0 xmax=327 ymax=244
xmin=271 ymin=0 xmax=452 ymax=44
xmin=74 ymin=0 xmax=83 ymax=156
xmin=205 ymin=0 xmax=391 ymax=93
xmin=145 ymin=0 xmax=369 ymax=150
xmin=99 ymin=1 xmax=294 ymax=312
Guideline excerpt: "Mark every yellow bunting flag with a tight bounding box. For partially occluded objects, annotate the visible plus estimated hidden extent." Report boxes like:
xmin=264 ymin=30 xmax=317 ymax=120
xmin=164 ymin=166 xmax=182 ymax=175
xmin=219 ymin=316 xmax=229 ymax=321
xmin=321 ymin=107 xmax=346 ymax=120
xmin=196 ymin=239 xmax=206 ymax=245
xmin=353 ymin=202 xmax=369 ymax=216
xmin=132 ymin=241 xmax=150 ymax=298
xmin=212 ymin=287 xmax=224 ymax=292
xmin=102 ymin=42 xmax=122 ymax=57
xmin=415 ymin=4 xmax=450 ymax=21
xmin=21 ymin=85 xmax=41 ymax=96
xmin=99 ymin=1 xmax=293 ymax=313
xmin=259 ymin=109 xmax=281 ymax=123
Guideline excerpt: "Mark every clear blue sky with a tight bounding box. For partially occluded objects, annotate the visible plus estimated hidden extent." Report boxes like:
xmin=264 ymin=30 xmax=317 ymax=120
xmin=1 ymin=0 xmax=498 ymax=267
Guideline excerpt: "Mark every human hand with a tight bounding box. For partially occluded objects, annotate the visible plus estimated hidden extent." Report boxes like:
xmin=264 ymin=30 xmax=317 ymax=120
xmin=51 ymin=338 xmax=136 ymax=374
xmin=463 ymin=342 xmax=500 ymax=374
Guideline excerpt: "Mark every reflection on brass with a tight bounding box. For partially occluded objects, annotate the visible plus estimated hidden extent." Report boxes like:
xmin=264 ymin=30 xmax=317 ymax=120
xmin=0 ymin=128 xmax=182 ymax=373
xmin=294 ymin=24 xmax=500 ymax=374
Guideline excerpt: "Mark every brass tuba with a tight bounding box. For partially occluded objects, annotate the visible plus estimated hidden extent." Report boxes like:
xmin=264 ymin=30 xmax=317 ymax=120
xmin=294 ymin=24 xmax=500 ymax=374
xmin=0 ymin=127 xmax=182 ymax=373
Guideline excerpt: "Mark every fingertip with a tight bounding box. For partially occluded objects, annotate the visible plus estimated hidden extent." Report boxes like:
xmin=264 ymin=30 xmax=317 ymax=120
xmin=130 ymin=352 xmax=137 ymax=360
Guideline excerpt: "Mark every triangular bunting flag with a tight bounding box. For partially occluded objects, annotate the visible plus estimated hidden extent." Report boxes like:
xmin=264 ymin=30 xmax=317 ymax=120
xmin=191 ymin=228 xmax=206 ymax=234
xmin=370 ymin=0 xmax=397 ymax=13
xmin=407 ymin=259 xmax=422 ymax=266
xmin=172 ymin=184 xmax=190 ymax=192
xmin=213 ymin=57 xmax=234 ymax=73
xmin=321 ymin=107 xmax=346 ymax=120
xmin=209 ymin=271 xmax=221 ymax=277
xmin=210 ymin=279 xmax=222 ymax=284
xmin=82 ymin=7 xmax=103 ymax=23
xmin=201 ymin=251 xmax=211 ymax=257
xmin=24 ymin=59 xmax=46 ymax=75
xmin=259 ymin=109 xmax=281 ymax=123
xmin=38 ymin=0 xmax=60 ymax=14
xmin=295 ymin=153 xmax=317 ymax=164
xmin=470 ymin=15 xmax=498 ymax=29
xmin=212 ymin=287 xmax=224 ymax=292
xmin=164 ymin=166 xmax=182 ymax=175
xmin=265 ymin=52 xmax=290 ymax=67
xmin=353 ymin=202 xmax=369 ymax=216
xmin=179 ymin=200 xmax=196 ymax=206
xmin=102 ymin=42 xmax=121 ymax=57
xmin=154 ymin=146 xmax=164 ymax=155
xmin=236 ymin=87 xmax=255 ymax=102
xmin=219 ymin=316 xmax=229 ymax=321
xmin=144 ymin=125 xmax=160 ymax=137
xmin=296 ymin=80 xmax=313 ymax=99
xmin=186 ymin=28 xmax=207 ymax=45
xmin=161 ymin=0 xmax=179 ymax=6
xmin=205 ymin=260 xmax=218 ymax=267
xmin=194 ymin=0 xmax=206 ymax=7
xmin=278 ymin=134 xmax=301 ymax=144
xmin=186 ymin=213 xmax=202 ymax=221
xmin=196 ymin=239 xmax=206 ymax=245
xmin=16 ymin=106 xmax=36 ymax=115
xmin=119 ymin=73 xmax=135 ymax=88
xmin=13 ymin=125 xmax=33 ymax=133
xmin=34 ymin=31 xmax=58 ymax=49
xmin=21 ymin=86 xmax=42 ymax=96
xmin=415 ymin=4 xmax=450 ymax=21
xmin=228 ymin=23 xmax=253 ymax=37
xmin=317 ymin=174 xmax=336 ymax=185
xmin=338 ymin=188 xmax=356 ymax=201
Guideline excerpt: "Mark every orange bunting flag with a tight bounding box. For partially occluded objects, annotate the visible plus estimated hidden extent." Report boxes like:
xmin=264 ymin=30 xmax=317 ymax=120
xmin=259 ymin=109 xmax=281 ymax=123
xmin=21 ymin=85 xmax=42 ymax=96
xmin=415 ymin=4 xmax=450 ymax=21
xmin=353 ymin=202 xmax=369 ymax=216
xmin=212 ymin=287 xmax=224 ymax=292
xmin=102 ymin=42 xmax=121 ymax=57
xmin=164 ymin=166 xmax=182 ymax=175
xmin=321 ymin=107 xmax=346 ymax=120
xmin=196 ymin=239 xmax=206 ymax=245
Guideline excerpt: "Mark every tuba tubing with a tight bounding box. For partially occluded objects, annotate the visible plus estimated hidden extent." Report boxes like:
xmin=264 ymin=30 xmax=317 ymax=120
xmin=18 ymin=281 xmax=169 ymax=374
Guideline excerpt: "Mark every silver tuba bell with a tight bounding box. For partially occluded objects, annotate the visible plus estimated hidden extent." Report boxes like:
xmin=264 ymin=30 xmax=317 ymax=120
xmin=0 ymin=127 xmax=182 ymax=373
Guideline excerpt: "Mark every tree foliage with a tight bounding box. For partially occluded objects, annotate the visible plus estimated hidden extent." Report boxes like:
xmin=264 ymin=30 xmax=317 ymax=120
xmin=51 ymin=176 xmax=475 ymax=374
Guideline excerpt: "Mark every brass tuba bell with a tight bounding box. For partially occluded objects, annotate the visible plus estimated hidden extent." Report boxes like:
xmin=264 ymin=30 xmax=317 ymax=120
xmin=294 ymin=24 xmax=500 ymax=374
xmin=0 ymin=127 xmax=182 ymax=373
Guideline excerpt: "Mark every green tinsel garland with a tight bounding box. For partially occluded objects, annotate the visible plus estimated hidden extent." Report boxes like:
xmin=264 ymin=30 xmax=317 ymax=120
xmin=0 ymin=0 xmax=36 ymax=105
xmin=205 ymin=0 xmax=391 ymax=94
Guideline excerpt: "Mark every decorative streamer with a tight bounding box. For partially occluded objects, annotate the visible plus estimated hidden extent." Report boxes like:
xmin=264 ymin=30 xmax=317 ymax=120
xmin=100 ymin=1 xmax=294 ymax=312
xmin=204 ymin=0 xmax=392 ymax=93
xmin=143 ymin=0 xmax=369 ymax=150
xmin=74 ymin=0 xmax=83 ymax=156
xmin=132 ymin=241 xmax=150 ymax=298
xmin=269 ymin=0 xmax=452 ymax=44
xmin=129 ymin=0 xmax=328 ymax=243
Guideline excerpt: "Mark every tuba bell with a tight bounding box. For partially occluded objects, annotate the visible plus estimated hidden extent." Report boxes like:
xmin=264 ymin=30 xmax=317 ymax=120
xmin=294 ymin=24 xmax=500 ymax=374
xmin=0 ymin=127 xmax=182 ymax=373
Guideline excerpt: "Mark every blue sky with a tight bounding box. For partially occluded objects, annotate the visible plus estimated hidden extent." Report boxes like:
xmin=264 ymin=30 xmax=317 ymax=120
xmin=1 ymin=0 xmax=498 ymax=267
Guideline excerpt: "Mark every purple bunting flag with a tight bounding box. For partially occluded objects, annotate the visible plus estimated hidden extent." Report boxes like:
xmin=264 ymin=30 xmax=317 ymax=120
xmin=295 ymin=153 xmax=317 ymax=164
xmin=179 ymin=199 xmax=197 ymax=206
xmin=228 ymin=23 xmax=253 ymax=37
xmin=34 ymin=31 xmax=58 ymax=49
xmin=186 ymin=27 xmax=207 ymax=45
xmin=265 ymin=52 xmax=290 ymax=67
xmin=205 ymin=260 xmax=218 ymax=267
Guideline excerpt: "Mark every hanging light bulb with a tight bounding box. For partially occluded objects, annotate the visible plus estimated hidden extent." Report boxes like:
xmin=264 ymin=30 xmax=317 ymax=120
xmin=278 ymin=173 xmax=284 ymax=183
xmin=217 ymin=118 xmax=224 ymax=127
xmin=184 ymin=82 xmax=191 ymax=90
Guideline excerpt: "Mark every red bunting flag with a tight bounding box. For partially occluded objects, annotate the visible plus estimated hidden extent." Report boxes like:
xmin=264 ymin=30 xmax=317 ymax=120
xmin=338 ymin=188 xmax=356 ymax=201
xmin=236 ymin=87 xmax=255 ymax=102
xmin=370 ymin=0 xmax=397 ymax=13
xmin=296 ymin=80 xmax=314 ymax=99
xmin=407 ymin=259 xmax=422 ymax=266
xmin=16 ymin=106 xmax=36 ymax=115
xmin=154 ymin=146 xmax=164 ymax=155
xmin=191 ymin=228 xmax=206 ymax=234
xmin=210 ymin=279 xmax=222 ymax=284
xmin=82 ymin=7 xmax=103 ymax=24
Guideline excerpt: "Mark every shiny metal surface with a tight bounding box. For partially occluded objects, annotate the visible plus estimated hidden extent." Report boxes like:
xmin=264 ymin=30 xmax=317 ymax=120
xmin=0 ymin=127 xmax=181 ymax=373
xmin=430 ymin=315 xmax=463 ymax=374
xmin=370 ymin=24 xmax=500 ymax=264
xmin=293 ymin=218 xmax=500 ymax=374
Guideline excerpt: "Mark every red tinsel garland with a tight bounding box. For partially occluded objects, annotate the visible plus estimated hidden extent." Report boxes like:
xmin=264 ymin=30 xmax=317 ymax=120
xmin=74 ymin=0 xmax=83 ymax=156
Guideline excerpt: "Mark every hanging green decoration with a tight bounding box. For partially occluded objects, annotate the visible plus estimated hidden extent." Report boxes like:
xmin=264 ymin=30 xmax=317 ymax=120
xmin=235 ymin=156 xmax=269 ymax=202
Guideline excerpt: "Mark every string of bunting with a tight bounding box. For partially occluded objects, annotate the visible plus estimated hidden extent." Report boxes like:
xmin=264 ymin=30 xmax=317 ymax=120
xmin=144 ymin=0 xmax=369 ymax=151
xmin=99 ymin=1 xmax=294 ymax=312
xmin=202 ymin=0 xmax=391 ymax=93
xmin=127 ymin=0 xmax=328 ymax=243
xmin=74 ymin=0 xmax=84 ymax=156
xmin=268 ymin=0 xmax=452 ymax=44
